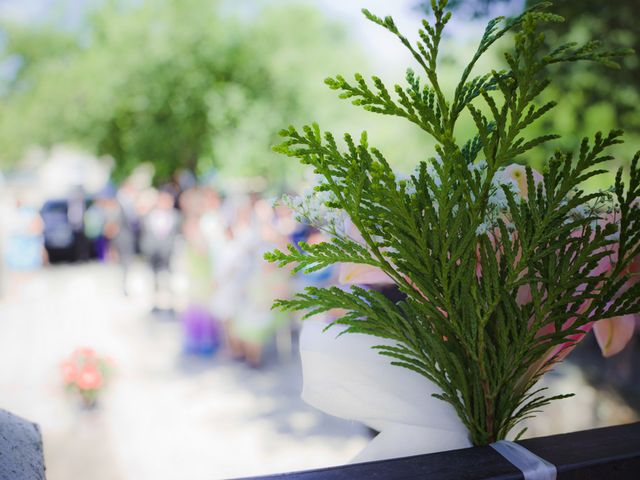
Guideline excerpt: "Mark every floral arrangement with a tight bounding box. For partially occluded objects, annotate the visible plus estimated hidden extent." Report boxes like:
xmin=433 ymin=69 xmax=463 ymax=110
xmin=60 ymin=347 xmax=112 ymax=408
xmin=266 ymin=1 xmax=639 ymax=449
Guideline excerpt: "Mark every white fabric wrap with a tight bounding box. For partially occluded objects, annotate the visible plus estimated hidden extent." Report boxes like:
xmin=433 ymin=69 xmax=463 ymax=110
xmin=299 ymin=320 xmax=472 ymax=463
xmin=491 ymin=440 xmax=557 ymax=480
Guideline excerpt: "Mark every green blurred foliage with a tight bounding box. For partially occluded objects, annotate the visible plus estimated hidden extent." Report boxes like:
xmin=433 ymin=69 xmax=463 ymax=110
xmin=414 ymin=0 xmax=638 ymax=191
xmin=0 ymin=0 xmax=360 ymax=189
xmin=525 ymin=0 xmax=639 ymax=158
xmin=5 ymin=0 xmax=633 ymax=191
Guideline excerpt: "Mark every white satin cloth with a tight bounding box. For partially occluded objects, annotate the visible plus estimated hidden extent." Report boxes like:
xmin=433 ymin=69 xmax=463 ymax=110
xmin=299 ymin=320 xmax=472 ymax=463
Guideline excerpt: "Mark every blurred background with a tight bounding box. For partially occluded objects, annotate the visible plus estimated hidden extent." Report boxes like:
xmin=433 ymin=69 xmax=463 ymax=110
xmin=0 ymin=0 xmax=637 ymax=479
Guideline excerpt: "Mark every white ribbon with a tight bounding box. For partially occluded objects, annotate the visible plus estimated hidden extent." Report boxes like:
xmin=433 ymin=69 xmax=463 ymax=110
xmin=491 ymin=440 xmax=557 ymax=480
xmin=300 ymin=320 xmax=560 ymax=476
xmin=299 ymin=320 xmax=471 ymax=463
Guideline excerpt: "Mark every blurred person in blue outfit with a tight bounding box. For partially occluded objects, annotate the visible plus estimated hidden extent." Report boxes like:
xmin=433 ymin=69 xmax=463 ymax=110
xmin=113 ymin=181 xmax=140 ymax=296
xmin=67 ymin=186 xmax=91 ymax=261
xmin=4 ymin=197 xmax=46 ymax=271
xmin=84 ymin=185 xmax=121 ymax=262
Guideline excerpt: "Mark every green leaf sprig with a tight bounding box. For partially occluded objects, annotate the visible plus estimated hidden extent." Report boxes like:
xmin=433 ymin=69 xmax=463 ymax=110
xmin=265 ymin=0 xmax=639 ymax=445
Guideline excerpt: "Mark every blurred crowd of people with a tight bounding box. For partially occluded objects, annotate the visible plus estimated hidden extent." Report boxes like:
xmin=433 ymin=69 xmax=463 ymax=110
xmin=0 ymin=171 xmax=337 ymax=367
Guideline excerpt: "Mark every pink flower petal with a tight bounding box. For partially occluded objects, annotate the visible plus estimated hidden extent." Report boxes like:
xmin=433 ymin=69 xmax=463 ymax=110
xmin=501 ymin=164 xmax=543 ymax=198
xmin=593 ymin=315 xmax=636 ymax=358
xmin=338 ymin=263 xmax=393 ymax=285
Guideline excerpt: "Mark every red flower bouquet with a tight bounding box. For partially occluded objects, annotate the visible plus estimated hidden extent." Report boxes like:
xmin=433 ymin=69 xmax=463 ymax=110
xmin=60 ymin=347 xmax=112 ymax=408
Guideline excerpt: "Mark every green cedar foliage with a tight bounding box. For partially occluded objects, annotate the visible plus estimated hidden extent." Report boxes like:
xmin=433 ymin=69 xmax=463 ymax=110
xmin=265 ymin=1 xmax=639 ymax=445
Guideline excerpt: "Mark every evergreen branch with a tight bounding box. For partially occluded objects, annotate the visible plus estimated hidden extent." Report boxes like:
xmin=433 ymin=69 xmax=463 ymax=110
xmin=268 ymin=0 xmax=640 ymax=447
xmin=264 ymin=238 xmax=381 ymax=274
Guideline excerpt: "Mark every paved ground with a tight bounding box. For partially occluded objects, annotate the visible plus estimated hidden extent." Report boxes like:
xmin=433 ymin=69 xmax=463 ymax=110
xmin=0 ymin=263 xmax=368 ymax=480
xmin=0 ymin=262 xmax=636 ymax=479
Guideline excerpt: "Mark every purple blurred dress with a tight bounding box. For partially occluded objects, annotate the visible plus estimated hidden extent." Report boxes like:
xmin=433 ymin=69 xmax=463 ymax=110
xmin=181 ymin=305 xmax=221 ymax=355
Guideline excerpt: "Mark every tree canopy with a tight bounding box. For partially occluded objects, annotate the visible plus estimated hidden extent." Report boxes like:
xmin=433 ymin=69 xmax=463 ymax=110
xmin=440 ymin=0 xmax=639 ymax=148
xmin=0 ymin=0 xmax=356 ymax=188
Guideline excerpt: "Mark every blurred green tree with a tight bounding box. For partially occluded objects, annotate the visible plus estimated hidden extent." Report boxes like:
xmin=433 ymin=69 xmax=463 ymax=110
xmin=0 ymin=0 xmax=355 ymax=188
xmin=525 ymin=0 xmax=639 ymax=143
xmin=442 ymin=0 xmax=638 ymax=145
xmin=417 ymin=0 xmax=638 ymax=183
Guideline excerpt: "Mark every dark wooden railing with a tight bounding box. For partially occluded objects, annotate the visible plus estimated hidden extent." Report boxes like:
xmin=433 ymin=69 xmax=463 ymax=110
xmin=242 ymin=422 xmax=640 ymax=480
xmin=2 ymin=408 xmax=638 ymax=479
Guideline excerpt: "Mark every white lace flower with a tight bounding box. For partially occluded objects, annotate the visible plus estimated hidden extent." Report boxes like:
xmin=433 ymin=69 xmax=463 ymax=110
xmin=476 ymin=222 xmax=489 ymax=235
xmin=425 ymin=162 xmax=443 ymax=188
xmin=279 ymin=189 xmax=346 ymax=236
xmin=469 ymin=160 xmax=487 ymax=173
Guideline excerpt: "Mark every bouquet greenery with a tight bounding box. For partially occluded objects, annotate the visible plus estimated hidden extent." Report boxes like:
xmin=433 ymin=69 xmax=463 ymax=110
xmin=266 ymin=1 xmax=639 ymax=446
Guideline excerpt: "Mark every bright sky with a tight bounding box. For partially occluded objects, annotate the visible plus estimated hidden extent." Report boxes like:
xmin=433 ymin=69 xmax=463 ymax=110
xmin=312 ymin=0 xmax=525 ymax=72
xmin=0 ymin=0 xmax=525 ymax=75
xmin=313 ymin=0 xmax=425 ymax=72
